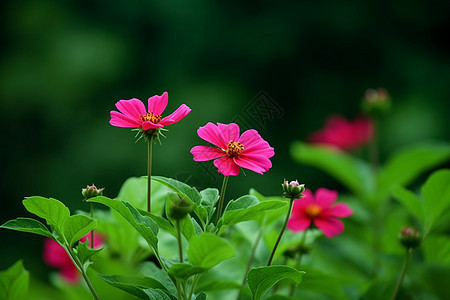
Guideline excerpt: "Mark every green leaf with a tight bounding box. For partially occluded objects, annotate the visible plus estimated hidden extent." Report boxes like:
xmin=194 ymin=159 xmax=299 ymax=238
xmin=379 ymin=142 xmax=450 ymax=198
xmin=290 ymin=141 xmax=373 ymax=197
xmin=87 ymin=196 xmax=158 ymax=250
xmin=138 ymin=262 xmax=177 ymax=296
xmin=74 ymin=240 xmax=102 ymax=265
xmin=422 ymin=169 xmax=450 ymax=234
xmin=62 ymin=215 xmax=96 ymax=246
xmin=249 ymin=189 xmax=291 ymax=226
xmin=167 ymin=264 xmax=206 ymax=280
xmin=247 ymin=266 xmax=305 ymax=300
xmin=0 ymin=260 xmax=29 ymax=300
xmin=99 ymin=275 xmax=175 ymax=300
xmin=220 ymin=195 xmax=286 ymax=230
xmin=165 ymin=200 xmax=196 ymax=241
xmin=195 ymin=280 xmax=246 ymax=293
xmin=194 ymin=292 xmax=206 ymax=300
xmin=22 ymin=196 xmax=70 ymax=230
xmin=143 ymin=289 xmax=174 ymax=300
xmin=391 ymin=185 xmax=424 ymax=222
xmin=151 ymin=176 xmax=201 ymax=205
xmin=187 ymin=233 xmax=235 ymax=269
xmin=200 ymin=188 xmax=219 ymax=221
xmin=0 ymin=218 xmax=54 ymax=239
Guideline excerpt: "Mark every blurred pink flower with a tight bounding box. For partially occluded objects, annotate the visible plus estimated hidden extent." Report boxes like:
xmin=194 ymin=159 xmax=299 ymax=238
xmin=308 ymin=115 xmax=373 ymax=151
xmin=110 ymin=92 xmax=191 ymax=131
xmin=43 ymin=233 xmax=103 ymax=284
xmin=287 ymin=188 xmax=352 ymax=238
xmin=191 ymin=123 xmax=274 ymax=176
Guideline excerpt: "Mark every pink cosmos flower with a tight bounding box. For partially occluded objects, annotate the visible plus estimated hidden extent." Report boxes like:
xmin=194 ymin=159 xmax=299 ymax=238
xmin=190 ymin=123 xmax=274 ymax=176
xmin=308 ymin=115 xmax=373 ymax=151
xmin=110 ymin=92 xmax=191 ymax=131
xmin=287 ymin=188 xmax=352 ymax=238
xmin=43 ymin=233 xmax=103 ymax=283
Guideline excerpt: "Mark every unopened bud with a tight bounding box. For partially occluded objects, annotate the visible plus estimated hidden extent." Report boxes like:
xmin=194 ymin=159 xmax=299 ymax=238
xmin=167 ymin=193 xmax=193 ymax=220
xmin=282 ymin=180 xmax=305 ymax=199
xmin=82 ymin=184 xmax=104 ymax=200
xmin=362 ymin=87 xmax=391 ymax=116
xmin=399 ymin=227 xmax=421 ymax=249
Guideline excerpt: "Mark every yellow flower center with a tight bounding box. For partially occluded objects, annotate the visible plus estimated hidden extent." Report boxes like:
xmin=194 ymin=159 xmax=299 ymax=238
xmin=305 ymin=204 xmax=322 ymax=219
xmin=140 ymin=112 xmax=162 ymax=124
xmin=226 ymin=140 xmax=244 ymax=158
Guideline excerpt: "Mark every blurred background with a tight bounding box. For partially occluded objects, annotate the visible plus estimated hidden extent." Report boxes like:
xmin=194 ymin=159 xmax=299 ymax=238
xmin=1 ymin=0 xmax=449 ymax=280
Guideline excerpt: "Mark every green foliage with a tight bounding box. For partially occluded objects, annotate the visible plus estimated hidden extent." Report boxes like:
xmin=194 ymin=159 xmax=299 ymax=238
xmin=22 ymin=196 xmax=70 ymax=233
xmin=0 ymin=218 xmax=54 ymax=239
xmin=62 ymin=215 xmax=97 ymax=246
xmin=0 ymin=260 xmax=29 ymax=300
xmin=74 ymin=240 xmax=102 ymax=266
xmin=168 ymin=264 xmax=206 ymax=280
xmin=187 ymin=233 xmax=235 ymax=269
xmin=246 ymin=266 xmax=305 ymax=300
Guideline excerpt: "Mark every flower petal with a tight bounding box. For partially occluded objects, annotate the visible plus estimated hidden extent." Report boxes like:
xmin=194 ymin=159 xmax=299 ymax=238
xmin=110 ymin=111 xmax=142 ymax=128
xmin=213 ymin=156 xmax=240 ymax=176
xmin=234 ymin=154 xmax=272 ymax=174
xmin=315 ymin=188 xmax=338 ymax=209
xmin=287 ymin=216 xmax=311 ymax=232
xmin=115 ymin=99 xmax=147 ymax=119
xmin=239 ymin=129 xmax=274 ymax=158
xmin=191 ymin=146 xmax=225 ymax=162
xmin=160 ymin=104 xmax=191 ymax=126
xmin=197 ymin=122 xmax=228 ymax=149
xmin=322 ymin=203 xmax=353 ymax=218
xmin=148 ymin=92 xmax=168 ymax=115
xmin=142 ymin=120 xmax=164 ymax=130
xmin=60 ymin=265 xmax=80 ymax=283
xmin=314 ymin=217 xmax=345 ymax=238
xmin=217 ymin=123 xmax=240 ymax=143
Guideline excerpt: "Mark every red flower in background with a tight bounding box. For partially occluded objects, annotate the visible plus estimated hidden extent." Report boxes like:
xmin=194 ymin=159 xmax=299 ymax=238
xmin=110 ymin=92 xmax=191 ymax=131
xmin=287 ymin=188 xmax=352 ymax=238
xmin=308 ymin=115 xmax=373 ymax=151
xmin=43 ymin=233 xmax=103 ymax=283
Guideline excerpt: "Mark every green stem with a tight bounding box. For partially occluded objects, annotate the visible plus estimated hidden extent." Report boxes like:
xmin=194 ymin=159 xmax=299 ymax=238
xmin=392 ymin=248 xmax=413 ymax=300
xmin=176 ymin=280 xmax=184 ymax=300
xmin=289 ymin=230 xmax=308 ymax=297
xmin=188 ymin=275 xmax=200 ymax=300
xmin=90 ymin=203 xmax=94 ymax=248
xmin=177 ymin=220 xmax=183 ymax=263
xmin=67 ymin=247 xmax=99 ymax=300
xmin=267 ymin=198 xmax=294 ymax=266
xmin=216 ymin=176 xmax=229 ymax=222
xmin=369 ymin=117 xmax=379 ymax=174
xmin=147 ymin=140 xmax=153 ymax=213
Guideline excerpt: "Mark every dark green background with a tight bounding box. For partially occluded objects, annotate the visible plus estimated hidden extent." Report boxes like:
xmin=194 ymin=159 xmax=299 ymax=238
xmin=1 ymin=0 xmax=449 ymax=276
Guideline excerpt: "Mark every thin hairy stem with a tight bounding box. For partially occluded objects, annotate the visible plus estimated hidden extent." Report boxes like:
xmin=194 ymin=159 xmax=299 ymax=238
xmin=147 ymin=140 xmax=153 ymax=213
xmin=392 ymin=248 xmax=413 ymax=300
xmin=267 ymin=198 xmax=294 ymax=266
xmin=216 ymin=176 xmax=229 ymax=222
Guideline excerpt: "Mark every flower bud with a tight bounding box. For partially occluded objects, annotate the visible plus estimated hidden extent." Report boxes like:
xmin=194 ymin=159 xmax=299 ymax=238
xmin=282 ymin=180 xmax=305 ymax=199
xmin=362 ymin=87 xmax=391 ymax=116
xmin=82 ymin=184 xmax=104 ymax=200
xmin=399 ymin=227 xmax=421 ymax=249
xmin=167 ymin=193 xmax=193 ymax=221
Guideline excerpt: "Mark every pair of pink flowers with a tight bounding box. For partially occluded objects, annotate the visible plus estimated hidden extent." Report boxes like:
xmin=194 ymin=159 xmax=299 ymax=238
xmin=110 ymin=92 xmax=275 ymax=176
xmin=287 ymin=188 xmax=353 ymax=238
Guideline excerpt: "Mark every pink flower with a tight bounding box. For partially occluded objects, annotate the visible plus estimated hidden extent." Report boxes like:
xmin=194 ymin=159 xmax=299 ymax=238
xmin=308 ymin=115 xmax=373 ymax=151
xmin=190 ymin=123 xmax=274 ymax=176
xmin=287 ymin=188 xmax=352 ymax=238
xmin=43 ymin=233 xmax=103 ymax=283
xmin=110 ymin=92 xmax=191 ymax=131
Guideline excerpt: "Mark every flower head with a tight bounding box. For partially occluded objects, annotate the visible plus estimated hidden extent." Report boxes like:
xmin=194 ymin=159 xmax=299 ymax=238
xmin=287 ymin=188 xmax=352 ymax=238
xmin=110 ymin=92 xmax=191 ymax=134
xmin=82 ymin=184 xmax=104 ymax=200
xmin=282 ymin=180 xmax=305 ymax=199
xmin=43 ymin=233 xmax=103 ymax=283
xmin=190 ymin=123 xmax=274 ymax=176
xmin=362 ymin=87 xmax=391 ymax=116
xmin=308 ymin=115 xmax=373 ymax=151
xmin=399 ymin=227 xmax=421 ymax=249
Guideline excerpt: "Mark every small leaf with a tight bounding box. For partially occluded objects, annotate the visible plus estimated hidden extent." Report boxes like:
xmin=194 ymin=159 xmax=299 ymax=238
xmin=117 ymin=177 xmax=167 ymax=214
xmin=167 ymin=264 xmax=206 ymax=280
xmin=62 ymin=215 xmax=96 ymax=246
xmin=187 ymin=233 xmax=235 ymax=269
xmin=391 ymin=185 xmax=424 ymax=222
xmin=194 ymin=292 xmax=206 ymax=300
xmin=422 ymin=169 xmax=450 ymax=234
xmin=87 ymin=196 xmax=158 ymax=250
xmin=0 ymin=218 xmax=54 ymax=239
xmin=100 ymin=275 xmax=175 ymax=299
xmin=0 ymin=260 xmax=29 ymax=300
xmin=200 ymin=188 xmax=219 ymax=221
xmin=151 ymin=176 xmax=201 ymax=205
xmin=247 ymin=266 xmax=305 ymax=300
xmin=22 ymin=196 xmax=69 ymax=230
xmin=143 ymin=289 xmax=175 ymax=300
xmin=74 ymin=240 xmax=102 ymax=265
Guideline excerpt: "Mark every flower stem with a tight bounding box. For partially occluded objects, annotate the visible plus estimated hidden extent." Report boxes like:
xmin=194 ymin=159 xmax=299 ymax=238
xmin=147 ymin=139 xmax=153 ymax=213
xmin=392 ymin=248 xmax=413 ymax=300
xmin=216 ymin=176 xmax=229 ymax=222
xmin=267 ymin=198 xmax=294 ymax=266
xmin=67 ymin=247 xmax=99 ymax=300
xmin=90 ymin=203 xmax=94 ymax=248
xmin=177 ymin=220 xmax=183 ymax=263
xmin=289 ymin=230 xmax=308 ymax=297
xmin=369 ymin=116 xmax=379 ymax=174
